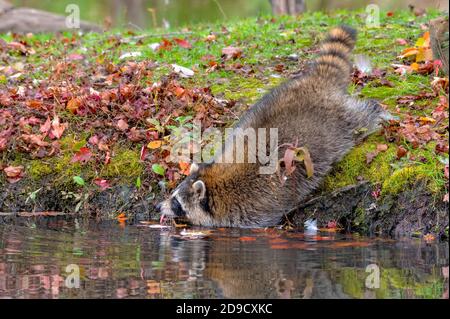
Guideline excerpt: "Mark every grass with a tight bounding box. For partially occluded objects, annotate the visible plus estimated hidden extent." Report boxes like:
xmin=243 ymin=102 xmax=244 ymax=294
xmin=0 ymin=9 xmax=448 ymax=200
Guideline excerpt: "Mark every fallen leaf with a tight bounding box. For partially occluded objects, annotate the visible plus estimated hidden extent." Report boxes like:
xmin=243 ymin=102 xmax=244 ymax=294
xmin=171 ymin=64 xmax=194 ymax=77
xmin=94 ymin=178 xmax=110 ymax=190
xmin=396 ymin=145 xmax=408 ymax=159
xmin=147 ymin=140 xmax=163 ymax=149
xmin=71 ymin=147 xmax=92 ymax=163
xmin=239 ymin=236 xmax=257 ymax=242
xmin=4 ymin=165 xmax=24 ymax=183
xmin=179 ymin=161 xmax=190 ymax=175
xmin=222 ymin=46 xmax=242 ymax=60
xmin=173 ymin=38 xmax=192 ymax=49
xmin=117 ymin=119 xmax=129 ymax=131
xmin=50 ymin=116 xmax=67 ymax=139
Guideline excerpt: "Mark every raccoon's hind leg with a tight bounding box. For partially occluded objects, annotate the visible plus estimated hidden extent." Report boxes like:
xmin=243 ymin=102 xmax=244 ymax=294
xmin=345 ymin=98 xmax=391 ymax=143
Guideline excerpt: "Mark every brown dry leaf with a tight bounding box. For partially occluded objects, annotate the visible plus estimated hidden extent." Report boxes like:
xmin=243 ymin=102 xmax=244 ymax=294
xmin=222 ymin=46 xmax=242 ymax=60
xmin=396 ymin=145 xmax=408 ymax=159
xmin=4 ymin=165 xmax=24 ymax=183
xmin=117 ymin=119 xmax=129 ymax=131
xmin=67 ymin=97 xmax=82 ymax=114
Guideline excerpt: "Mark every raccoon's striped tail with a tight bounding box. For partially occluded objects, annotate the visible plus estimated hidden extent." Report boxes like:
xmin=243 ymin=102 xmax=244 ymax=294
xmin=313 ymin=25 xmax=357 ymax=86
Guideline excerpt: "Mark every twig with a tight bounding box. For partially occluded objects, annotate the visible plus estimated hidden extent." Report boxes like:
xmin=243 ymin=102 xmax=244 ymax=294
xmin=121 ymin=31 xmax=193 ymax=43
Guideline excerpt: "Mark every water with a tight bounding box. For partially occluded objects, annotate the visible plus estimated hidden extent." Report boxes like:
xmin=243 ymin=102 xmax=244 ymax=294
xmin=0 ymin=219 xmax=448 ymax=299
xmin=11 ymin=0 xmax=449 ymax=29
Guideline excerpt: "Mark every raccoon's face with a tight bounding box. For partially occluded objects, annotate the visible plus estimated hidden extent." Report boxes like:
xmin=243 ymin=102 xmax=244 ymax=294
xmin=156 ymin=163 xmax=215 ymax=226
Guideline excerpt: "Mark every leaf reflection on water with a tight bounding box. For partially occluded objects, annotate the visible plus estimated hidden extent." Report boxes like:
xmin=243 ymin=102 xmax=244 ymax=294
xmin=0 ymin=220 xmax=448 ymax=299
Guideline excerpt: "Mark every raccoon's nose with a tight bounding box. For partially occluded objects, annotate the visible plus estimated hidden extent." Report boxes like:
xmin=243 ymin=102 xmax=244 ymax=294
xmin=155 ymin=202 xmax=162 ymax=212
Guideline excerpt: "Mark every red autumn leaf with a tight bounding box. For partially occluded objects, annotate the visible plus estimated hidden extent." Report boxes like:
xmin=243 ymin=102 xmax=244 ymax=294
xmin=21 ymin=134 xmax=49 ymax=147
xmin=396 ymin=145 xmax=408 ymax=159
xmin=26 ymin=100 xmax=43 ymax=109
xmin=160 ymin=38 xmax=172 ymax=50
xmin=50 ymin=116 xmax=67 ymax=139
xmin=4 ymin=165 xmax=24 ymax=183
xmin=140 ymin=144 xmax=148 ymax=161
xmin=0 ymin=137 xmax=7 ymax=151
xmin=39 ymin=117 xmax=51 ymax=134
xmin=327 ymin=220 xmax=338 ymax=229
xmin=67 ymin=53 xmax=84 ymax=61
xmin=387 ymin=11 xmax=394 ymax=17
xmin=88 ymin=135 xmax=99 ymax=145
xmin=71 ymin=147 xmax=92 ymax=163
xmin=396 ymin=38 xmax=408 ymax=45
xmin=239 ymin=236 xmax=256 ymax=242
xmin=173 ymin=38 xmax=192 ymax=49
xmin=94 ymin=178 xmax=110 ymax=190
xmin=179 ymin=161 xmax=190 ymax=175
xmin=283 ymin=147 xmax=296 ymax=176
xmin=104 ymin=151 xmax=111 ymax=165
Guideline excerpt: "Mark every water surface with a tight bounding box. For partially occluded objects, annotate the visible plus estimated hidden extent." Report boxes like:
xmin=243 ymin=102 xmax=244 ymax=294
xmin=0 ymin=219 xmax=448 ymax=299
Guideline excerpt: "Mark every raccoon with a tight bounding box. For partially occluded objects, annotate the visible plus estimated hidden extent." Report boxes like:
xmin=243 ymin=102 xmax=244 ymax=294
xmin=156 ymin=26 xmax=388 ymax=227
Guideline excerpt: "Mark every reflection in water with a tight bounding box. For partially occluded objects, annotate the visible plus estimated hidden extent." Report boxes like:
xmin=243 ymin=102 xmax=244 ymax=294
xmin=0 ymin=219 xmax=448 ymax=299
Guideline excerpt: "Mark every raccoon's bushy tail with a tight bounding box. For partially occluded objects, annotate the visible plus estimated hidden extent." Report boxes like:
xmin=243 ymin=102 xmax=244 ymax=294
xmin=313 ymin=25 xmax=357 ymax=86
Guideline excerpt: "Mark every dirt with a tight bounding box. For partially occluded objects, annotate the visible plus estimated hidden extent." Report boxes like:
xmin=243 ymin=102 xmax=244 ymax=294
xmin=289 ymin=181 xmax=449 ymax=239
xmin=1 ymin=178 xmax=447 ymax=239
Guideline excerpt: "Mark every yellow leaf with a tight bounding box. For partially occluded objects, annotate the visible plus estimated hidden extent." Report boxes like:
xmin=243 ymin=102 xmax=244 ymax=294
xmin=400 ymin=47 xmax=419 ymax=59
xmin=415 ymin=47 xmax=433 ymax=62
xmin=415 ymin=31 xmax=430 ymax=47
xmin=419 ymin=116 xmax=436 ymax=124
xmin=147 ymin=140 xmax=162 ymax=149
xmin=410 ymin=62 xmax=419 ymax=71
xmin=295 ymin=147 xmax=314 ymax=178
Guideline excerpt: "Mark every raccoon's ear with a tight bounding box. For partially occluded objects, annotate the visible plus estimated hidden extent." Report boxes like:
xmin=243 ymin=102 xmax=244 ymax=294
xmin=192 ymin=180 xmax=206 ymax=199
xmin=189 ymin=163 xmax=199 ymax=175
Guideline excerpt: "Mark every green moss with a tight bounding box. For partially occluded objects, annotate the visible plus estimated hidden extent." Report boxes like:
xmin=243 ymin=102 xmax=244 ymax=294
xmin=27 ymin=160 xmax=54 ymax=180
xmin=324 ymin=135 xmax=446 ymax=197
xmin=211 ymin=76 xmax=267 ymax=103
xmin=100 ymin=148 xmax=143 ymax=180
xmin=324 ymin=136 xmax=394 ymax=190
xmin=59 ymin=134 xmax=87 ymax=151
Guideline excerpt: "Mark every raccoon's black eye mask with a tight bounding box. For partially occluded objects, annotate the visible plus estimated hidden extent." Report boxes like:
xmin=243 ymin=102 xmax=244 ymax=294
xmin=170 ymin=197 xmax=187 ymax=217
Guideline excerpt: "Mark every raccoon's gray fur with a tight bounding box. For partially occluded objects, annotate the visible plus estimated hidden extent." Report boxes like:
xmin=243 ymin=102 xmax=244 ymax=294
xmin=156 ymin=26 xmax=388 ymax=228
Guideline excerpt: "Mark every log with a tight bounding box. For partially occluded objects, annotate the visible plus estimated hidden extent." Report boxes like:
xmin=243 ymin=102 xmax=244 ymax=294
xmin=0 ymin=1 xmax=101 ymax=33
xmin=429 ymin=15 xmax=449 ymax=75
xmin=270 ymin=0 xmax=306 ymax=15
